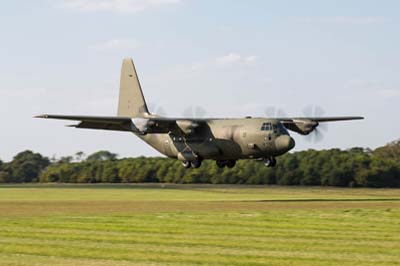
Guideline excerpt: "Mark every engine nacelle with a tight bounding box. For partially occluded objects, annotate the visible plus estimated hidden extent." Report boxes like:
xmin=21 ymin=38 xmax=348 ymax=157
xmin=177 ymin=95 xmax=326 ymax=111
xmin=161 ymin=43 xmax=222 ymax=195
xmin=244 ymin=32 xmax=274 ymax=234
xmin=176 ymin=120 xmax=199 ymax=135
xmin=284 ymin=119 xmax=318 ymax=135
xmin=131 ymin=118 xmax=151 ymax=134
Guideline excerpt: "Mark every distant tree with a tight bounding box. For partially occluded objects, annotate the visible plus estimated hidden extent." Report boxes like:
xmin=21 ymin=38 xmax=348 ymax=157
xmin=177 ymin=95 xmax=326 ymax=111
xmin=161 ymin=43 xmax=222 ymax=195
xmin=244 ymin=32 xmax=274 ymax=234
xmin=74 ymin=151 xmax=86 ymax=162
xmin=0 ymin=160 xmax=10 ymax=183
xmin=100 ymin=161 xmax=120 ymax=183
xmin=0 ymin=172 xmax=8 ymax=183
xmin=0 ymin=160 xmax=11 ymax=183
xmin=58 ymin=156 xmax=73 ymax=164
xmin=86 ymin=151 xmax=118 ymax=162
xmin=50 ymin=155 xmax=57 ymax=163
xmin=374 ymin=140 xmax=400 ymax=161
xmin=9 ymin=150 xmax=50 ymax=182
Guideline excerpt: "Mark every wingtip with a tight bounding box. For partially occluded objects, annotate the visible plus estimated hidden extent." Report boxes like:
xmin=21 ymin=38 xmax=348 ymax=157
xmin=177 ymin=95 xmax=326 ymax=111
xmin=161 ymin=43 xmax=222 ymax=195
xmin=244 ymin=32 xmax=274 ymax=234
xmin=34 ymin=114 xmax=48 ymax=119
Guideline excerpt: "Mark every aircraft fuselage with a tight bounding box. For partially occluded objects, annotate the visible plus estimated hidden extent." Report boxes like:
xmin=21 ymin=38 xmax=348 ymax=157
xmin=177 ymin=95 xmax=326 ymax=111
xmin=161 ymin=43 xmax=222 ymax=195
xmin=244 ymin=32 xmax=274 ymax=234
xmin=140 ymin=118 xmax=295 ymax=161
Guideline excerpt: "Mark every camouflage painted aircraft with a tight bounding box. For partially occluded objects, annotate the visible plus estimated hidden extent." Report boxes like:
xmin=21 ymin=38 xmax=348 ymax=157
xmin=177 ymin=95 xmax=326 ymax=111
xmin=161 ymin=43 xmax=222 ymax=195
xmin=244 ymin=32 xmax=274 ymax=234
xmin=36 ymin=58 xmax=363 ymax=168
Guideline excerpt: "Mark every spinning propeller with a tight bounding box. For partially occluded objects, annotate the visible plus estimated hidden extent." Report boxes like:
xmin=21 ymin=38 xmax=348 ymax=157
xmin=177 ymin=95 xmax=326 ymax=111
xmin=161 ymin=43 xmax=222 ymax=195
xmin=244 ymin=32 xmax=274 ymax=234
xmin=302 ymin=105 xmax=328 ymax=143
xmin=182 ymin=105 xmax=208 ymax=118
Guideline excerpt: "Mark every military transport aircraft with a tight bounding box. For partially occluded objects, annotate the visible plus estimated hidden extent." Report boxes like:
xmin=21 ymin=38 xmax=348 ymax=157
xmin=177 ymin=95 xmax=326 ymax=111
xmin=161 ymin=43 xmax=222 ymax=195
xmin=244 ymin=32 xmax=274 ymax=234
xmin=36 ymin=58 xmax=363 ymax=169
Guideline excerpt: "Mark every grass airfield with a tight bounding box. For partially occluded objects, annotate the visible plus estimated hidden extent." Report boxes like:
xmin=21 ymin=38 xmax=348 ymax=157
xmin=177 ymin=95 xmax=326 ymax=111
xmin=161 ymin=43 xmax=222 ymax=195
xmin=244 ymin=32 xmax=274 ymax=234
xmin=0 ymin=184 xmax=399 ymax=266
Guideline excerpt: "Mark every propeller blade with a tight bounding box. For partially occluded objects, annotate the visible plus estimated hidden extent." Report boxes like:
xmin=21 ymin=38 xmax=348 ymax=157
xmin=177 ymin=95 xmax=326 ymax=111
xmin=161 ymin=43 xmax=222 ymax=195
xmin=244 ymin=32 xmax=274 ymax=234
xmin=148 ymin=103 xmax=168 ymax=116
xmin=157 ymin=107 xmax=167 ymax=117
xmin=182 ymin=105 xmax=208 ymax=118
xmin=183 ymin=106 xmax=193 ymax=117
xmin=194 ymin=106 xmax=207 ymax=118
xmin=318 ymin=122 xmax=328 ymax=132
xmin=303 ymin=105 xmax=313 ymax=117
xmin=265 ymin=106 xmax=287 ymax=118
xmin=314 ymin=128 xmax=324 ymax=142
xmin=314 ymin=106 xmax=325 ymax=117
xmin=302 ymin=105 xmax=328 ymax=143
xmin=265 ymin=107 xmax=276 ymax=118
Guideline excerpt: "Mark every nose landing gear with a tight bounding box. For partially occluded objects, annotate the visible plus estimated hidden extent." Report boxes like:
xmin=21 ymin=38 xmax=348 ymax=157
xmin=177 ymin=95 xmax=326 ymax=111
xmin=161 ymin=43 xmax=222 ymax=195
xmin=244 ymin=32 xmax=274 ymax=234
xmin=263 ymin=157 xmax=276 ymax=167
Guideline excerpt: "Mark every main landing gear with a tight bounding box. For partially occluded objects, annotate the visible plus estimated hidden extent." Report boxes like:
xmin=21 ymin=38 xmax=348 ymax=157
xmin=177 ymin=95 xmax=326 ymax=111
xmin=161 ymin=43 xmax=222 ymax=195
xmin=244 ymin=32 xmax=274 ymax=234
xmin=181 ymin=159 xmax=202 ymax=169
xmin=263 ymin=157 xmax=276 ymax=167
xmin=216 ymin=160 xmax=236 ymax=168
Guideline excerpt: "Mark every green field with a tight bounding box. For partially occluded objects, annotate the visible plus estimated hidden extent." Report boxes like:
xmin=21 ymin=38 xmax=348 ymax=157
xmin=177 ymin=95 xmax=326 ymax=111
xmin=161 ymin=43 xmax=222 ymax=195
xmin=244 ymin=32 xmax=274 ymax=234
xmin=0 ymin=184 xmax=399 ymax=266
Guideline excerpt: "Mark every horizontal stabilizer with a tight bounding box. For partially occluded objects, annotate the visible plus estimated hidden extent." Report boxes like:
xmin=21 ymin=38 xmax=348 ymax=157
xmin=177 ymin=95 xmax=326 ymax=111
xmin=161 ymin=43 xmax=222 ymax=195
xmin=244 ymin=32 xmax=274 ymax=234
xmin=35 ymin=114 xmax=136 ymax=132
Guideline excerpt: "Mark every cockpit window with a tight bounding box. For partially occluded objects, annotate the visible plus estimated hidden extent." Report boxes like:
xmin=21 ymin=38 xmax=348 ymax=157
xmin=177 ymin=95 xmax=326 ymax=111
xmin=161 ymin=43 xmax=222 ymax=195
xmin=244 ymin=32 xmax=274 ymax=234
xmin=261 ymin=123 xmax=272 ymax=131
xmin=261 ymin=122 xmax=288 ymax=133
xmin=277 ymin=123 xmax=288 ymax=133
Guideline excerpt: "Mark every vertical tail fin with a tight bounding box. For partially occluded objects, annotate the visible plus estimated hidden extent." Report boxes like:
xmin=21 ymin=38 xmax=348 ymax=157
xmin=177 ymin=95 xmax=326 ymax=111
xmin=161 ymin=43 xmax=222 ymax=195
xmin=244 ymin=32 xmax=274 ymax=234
xmin=117 ymin=58 xmax=149 ymax=117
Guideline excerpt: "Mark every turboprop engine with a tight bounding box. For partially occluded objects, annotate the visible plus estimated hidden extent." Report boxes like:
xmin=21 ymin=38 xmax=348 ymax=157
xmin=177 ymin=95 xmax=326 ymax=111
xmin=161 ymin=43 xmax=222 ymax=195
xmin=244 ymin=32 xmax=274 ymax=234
xmin=284 ymin=119 xmax=319 ymax=135
xmin=176 ymin=120 xmax=199 ymax=135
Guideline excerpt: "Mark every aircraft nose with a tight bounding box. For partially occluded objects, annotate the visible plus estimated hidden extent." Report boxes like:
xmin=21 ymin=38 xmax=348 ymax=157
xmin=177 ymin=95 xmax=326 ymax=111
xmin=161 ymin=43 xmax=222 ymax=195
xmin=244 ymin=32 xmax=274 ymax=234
xmin=275 ymin=135 xmax=296 ymax=153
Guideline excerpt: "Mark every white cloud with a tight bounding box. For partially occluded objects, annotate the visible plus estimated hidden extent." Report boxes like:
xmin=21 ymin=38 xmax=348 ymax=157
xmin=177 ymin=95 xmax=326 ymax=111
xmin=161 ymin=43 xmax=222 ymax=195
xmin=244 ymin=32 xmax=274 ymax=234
xmin=62 ymin=0 xmax=181 ymax=13
xmin=216 ymin=53 xmax=257 ymax=65
xmin=89 ymin=39 xmax=142 ymax=51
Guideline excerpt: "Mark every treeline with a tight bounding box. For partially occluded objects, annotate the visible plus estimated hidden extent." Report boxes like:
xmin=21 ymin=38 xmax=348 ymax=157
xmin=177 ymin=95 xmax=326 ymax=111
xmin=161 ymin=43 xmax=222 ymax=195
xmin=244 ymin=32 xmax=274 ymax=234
xmin=0 ymin=141 xmax=399 ymax=187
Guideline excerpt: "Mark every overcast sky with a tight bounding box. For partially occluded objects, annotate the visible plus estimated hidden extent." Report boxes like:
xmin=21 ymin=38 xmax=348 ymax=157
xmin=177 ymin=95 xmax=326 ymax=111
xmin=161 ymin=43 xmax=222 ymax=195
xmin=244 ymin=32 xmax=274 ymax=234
xmin=0 ymin=0 xmax=399 ymax=161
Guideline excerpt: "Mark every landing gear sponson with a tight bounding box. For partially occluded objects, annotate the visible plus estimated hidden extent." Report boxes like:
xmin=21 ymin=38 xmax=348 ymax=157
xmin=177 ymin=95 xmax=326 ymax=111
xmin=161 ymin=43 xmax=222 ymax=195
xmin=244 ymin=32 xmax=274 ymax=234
xmin=216 ymin=160 xmax=236 ymax=168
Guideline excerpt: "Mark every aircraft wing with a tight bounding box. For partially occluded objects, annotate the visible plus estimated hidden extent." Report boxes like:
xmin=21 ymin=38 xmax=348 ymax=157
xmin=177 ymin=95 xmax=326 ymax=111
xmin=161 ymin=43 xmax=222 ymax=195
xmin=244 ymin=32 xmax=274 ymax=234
xmin=279 ymin=116 xmax=364 ymax=123
xmin=35 ymin=114 xmax=200 ymax=134
xmin=275 ymin=116 xmax=364 ymax=135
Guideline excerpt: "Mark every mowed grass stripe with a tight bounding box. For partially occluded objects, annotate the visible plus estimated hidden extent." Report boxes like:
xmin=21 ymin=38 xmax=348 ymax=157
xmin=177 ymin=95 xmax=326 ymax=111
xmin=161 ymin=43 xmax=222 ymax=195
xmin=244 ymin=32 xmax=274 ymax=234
xmin=0 ymin=211 xmax=399 ymax=260
xmin=0 ymin=253 xmax=170 ymax=266
xmin=0 ymin=230 xmax=399 ymax=258
xmin=1 ymin=240 xmax=399 ymax=266
xmin=1 ymin=228 xmax=400 ymax=251
xmin=38 ymin=209 xmax=399 ymax=229
xmin=1 ymin=185 xmax=400 ymax=202
xmin=1 ymin=211 xmax=399 ymax=241
xmin=2 ymin=222 xmax=399 ymax=243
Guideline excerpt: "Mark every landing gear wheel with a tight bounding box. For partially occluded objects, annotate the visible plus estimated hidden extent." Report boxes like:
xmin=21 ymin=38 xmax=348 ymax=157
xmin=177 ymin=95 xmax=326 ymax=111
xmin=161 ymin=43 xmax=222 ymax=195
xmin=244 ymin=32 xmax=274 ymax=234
xmin=191 ymin=159 xmax=202 ymax=169
xmin=264 ymin=157 xmax=276 ymax=167
xmin=263 ymin=158 xmax=271 ymax=167
xmin=263 ymin=157 xmax=276 ymax=167
xmin=226 ymin=160 xmax=236 ymax=168
xmin=181 ymin=161 xmax=191 ymax=169
xmin=216 ymin=160 xmax=226 ymax=168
